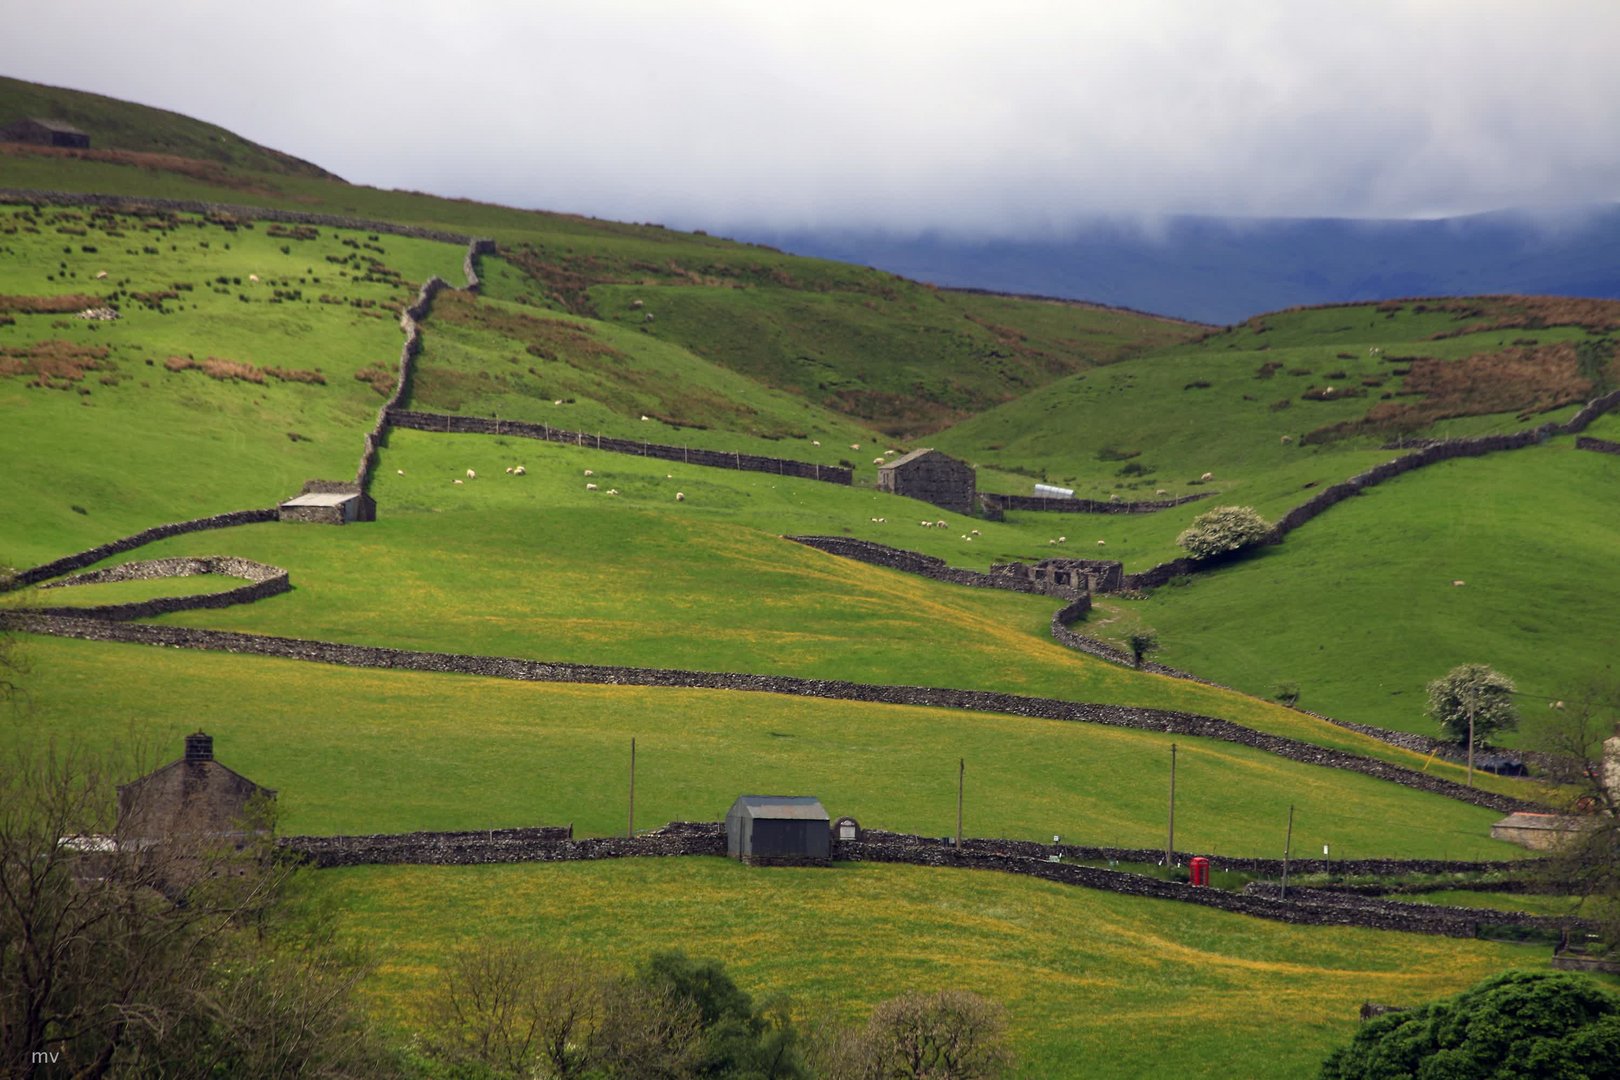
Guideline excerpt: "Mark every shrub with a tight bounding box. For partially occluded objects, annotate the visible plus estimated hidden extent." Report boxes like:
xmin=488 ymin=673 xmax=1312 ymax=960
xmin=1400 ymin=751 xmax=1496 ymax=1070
xmin=1176 ymin=506 xmax=1273 ymax=560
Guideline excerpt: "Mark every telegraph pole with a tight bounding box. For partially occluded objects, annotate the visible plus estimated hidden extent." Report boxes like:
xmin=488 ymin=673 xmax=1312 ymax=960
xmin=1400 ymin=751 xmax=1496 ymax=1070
xmin=1281 ymin=804 xmax=1295 ymax=900
xmin=956 ymin=758 xmax=965 ymax=847
xmin=628 ymin=737 xmax=636 ymax=839
xmin=1166 ymin=743 xmax=1177 ymax=868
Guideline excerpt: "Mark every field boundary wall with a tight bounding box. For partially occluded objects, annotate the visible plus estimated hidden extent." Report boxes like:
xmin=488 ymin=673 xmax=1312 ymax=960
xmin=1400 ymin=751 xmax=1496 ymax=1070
xmin=14 ymin=555 xmax=290 ymax=620
xmin=1 ymin=509 xmax=279 ymax=591
xmin=0 ymin=612 xmax=1544 ymax=815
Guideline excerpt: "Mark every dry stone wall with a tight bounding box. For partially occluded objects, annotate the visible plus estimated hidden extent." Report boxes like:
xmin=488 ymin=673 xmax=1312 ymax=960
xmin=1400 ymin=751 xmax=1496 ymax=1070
xmin=390 ymin=410 xmax=854 ymax=486
xmin=280 ymin=822 xmax=722 ymax=868
xmin=16 ymin=555 xmax=291 ymax=621
xmin=981 ymin=491 xmax=1211 ymax=515
xmin=2 ymin=509 xmax=279 ymax=591
xmin=0 ymin=612 xmax=1545 ymax=815
xmin=1576 ymin=436 xmax=1620 ymax=456
xmin=787 ymin=536 xmax=1083 ymax=600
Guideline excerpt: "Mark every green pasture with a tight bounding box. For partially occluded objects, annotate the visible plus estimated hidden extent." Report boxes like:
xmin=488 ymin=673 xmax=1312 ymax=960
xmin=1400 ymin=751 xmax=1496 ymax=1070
xmin=407 ymin=287 xmax=874 ymax=461
xmin=321 ymin=858 xmax=1551 ymax=1079
xmin=4 ymin=635 xmax=1521 ymax=859
xmin=1081 ymin=442 xmax=1617 ymax=742
xmin=0 ymin=205 xmax=464 ymax=565
xmin=20 ymin=427 xmax=1524 ymax=796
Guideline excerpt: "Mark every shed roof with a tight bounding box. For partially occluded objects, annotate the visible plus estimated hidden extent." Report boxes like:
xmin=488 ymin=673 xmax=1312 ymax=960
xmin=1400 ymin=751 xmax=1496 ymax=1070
xmin=281 ymin=492 xmax=359 ymax=508
xmin=728 ymin=795 xmax=829 ymax=821
xmin=878 ymin=447 xmax=940 ymax=471
xmin=16 ymin=118 xmax=88 ymax=136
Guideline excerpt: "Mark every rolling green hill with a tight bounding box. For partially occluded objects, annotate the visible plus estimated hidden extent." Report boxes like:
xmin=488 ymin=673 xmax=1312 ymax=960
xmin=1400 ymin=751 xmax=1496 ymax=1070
xmin=2 ymin=77 xmax=1612 ymax=1079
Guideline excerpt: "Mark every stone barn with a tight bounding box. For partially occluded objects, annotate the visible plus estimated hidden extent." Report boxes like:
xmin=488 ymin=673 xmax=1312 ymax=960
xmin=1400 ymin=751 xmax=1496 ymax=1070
xmin=1 ymin=117 xmax=91 ymax=148
xmin=877 ymin=448 xmax=977 ymax=514
xmin=278 ymin=479 xmax=376 ymax=524
xmin=725 ymin=795 xmax=831 ymax=866
xmin=117 ymin=732 xmax=276 ymax=842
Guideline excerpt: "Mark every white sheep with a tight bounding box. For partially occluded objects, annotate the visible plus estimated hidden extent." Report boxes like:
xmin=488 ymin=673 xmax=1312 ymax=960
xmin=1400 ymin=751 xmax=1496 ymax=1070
xmin=94 ymin=270 xmax=108 ymax=279
xmin=606 ymin=488 xmax=620 ymax=496
xmin=1200 ymin=472 xmax=1213 ymax=481
xmin=1156 ymin=489 xmax=1168 ymax=496
xmin=1097 ymin=539 xmax=1107 ymax=546
xmin=1057 ymin=536 xmax=1067 ymax=543
xmin=1452 ymin=579 xmax=1465 ymax=587
xmin=1109 ymin=494 xmax=1120 ymax=502
xmin=248 ymin=273 xmax=259 ymax=283
xmin=586 ymin=483 xmax=599 ymax=491
xmin=505 ymin=466 xmax=514 ymax=474
xmin=514 ymin=466 xmax=526 ymax=475
xmin=641 ymin=415 xmax=650 ymax=421
xmin=812 ymin=440 xmax=821 ymax=447
xmin=1281 ymin=435 xmax=1293 ymax=444
xmin=873 ymin=457 xmax=885 ymax=465
xmin=453 ymin=479 xmax=463 ymax=485
xmin=851 ymin=444 xmax=860 ymax=451
xmin=397 ymin=469 xmax=405 ymax=476
xmin=466 ymin=469 xmax=477 ymax=479
xmin=554 ymin=399 xmax=563 ymax=405
xmin=935 ymin=520 xmax=947 ymax=528
xmin=631 ymin=299 xmax=644 ymax=309
xmin=970 ymin=529 xmax=980 ymax=536
xmin=920 ymin=521 xmax=932 ymax=528
xmin=887 ymin=449 xmax=900 ymax=456
xmin=584 ymin=469 xmax=594 ymax=476
xmin=675 ymin=492 xmax=685 ymax=501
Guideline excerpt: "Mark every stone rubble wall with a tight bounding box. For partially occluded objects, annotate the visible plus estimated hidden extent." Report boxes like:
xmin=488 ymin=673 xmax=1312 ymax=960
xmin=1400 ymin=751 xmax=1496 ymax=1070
xmin=981 ymin=491 xmax=1212 ymax=515
xmin=279 ymin=822 xmax=723 ymax=868
xmin=0 ymin=613 xmax=1546 ymax=816
xmin=390 ymin=410 xmax=855 ymax=486
xmin=16 ymin=556 xmax=289 ymax=621
xmin=786 ymin=536 xmax=1083 ymax=599
xmin=1 ymin=509 xmax=280 ymax=591
xmin=1576 ymin=436 xmax=1620 ymax=455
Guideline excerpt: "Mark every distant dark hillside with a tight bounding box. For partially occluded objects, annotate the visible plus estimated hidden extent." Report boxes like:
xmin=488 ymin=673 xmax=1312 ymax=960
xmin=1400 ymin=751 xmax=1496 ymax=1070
xmin=738 ymin=206 xmax=1620 ymax=325
xmin=0 ymin=75 xmax=339 ymax=179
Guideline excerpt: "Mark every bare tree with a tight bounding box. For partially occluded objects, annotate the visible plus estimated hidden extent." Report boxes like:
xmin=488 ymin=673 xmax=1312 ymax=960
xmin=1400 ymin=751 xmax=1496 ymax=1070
xmin=587 ymin=978 xmax=702 ymax=1080
xmin=808 ymin=989 xmax=1014 ymax=1080
xmin=420 ymin=941 xmax=602 ymax=1079
xmin=0 ymin=740 xmax=381 ymax=1078
xmin=1533 ymin=683 xmax=1620 ymax=953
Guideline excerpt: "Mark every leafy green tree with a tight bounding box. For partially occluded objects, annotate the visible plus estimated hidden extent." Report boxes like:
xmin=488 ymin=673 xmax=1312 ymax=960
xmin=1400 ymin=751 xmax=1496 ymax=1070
xmin=1426 ymin=664 xmax=1520 ymax=748
xmin=1319 ymin=970 xmax=1620 ymax=1079
xmin=631 ymin=951 xmax=807 ymax=1079
xmin=1126 ymin=632 xmax=1159 ymax=669
xmin=1175 ymin=506 xmax=1273 ymax=560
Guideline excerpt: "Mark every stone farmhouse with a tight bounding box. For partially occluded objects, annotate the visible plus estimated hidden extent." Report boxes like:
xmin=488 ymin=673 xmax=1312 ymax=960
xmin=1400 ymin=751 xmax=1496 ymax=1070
xmin=118 ymin=732 xmax=275 ymax=842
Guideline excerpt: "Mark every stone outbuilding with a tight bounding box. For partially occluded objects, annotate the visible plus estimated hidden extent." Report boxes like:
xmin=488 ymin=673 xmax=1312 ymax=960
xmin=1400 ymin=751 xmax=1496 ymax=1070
xmin=877 ymin=448 xmax=977 ymax=515
xmin=117 ymin=732 xmax=276 ymax=842
xmin=725 ymin=795 xmax=831 ymax=866
xmin=2 ymin=117 xmax=91 ymax=148
xmin=991 ymin=557 xmax=1124 ymax=595
xmin=278 ymin=479 xmax=376 ymax=524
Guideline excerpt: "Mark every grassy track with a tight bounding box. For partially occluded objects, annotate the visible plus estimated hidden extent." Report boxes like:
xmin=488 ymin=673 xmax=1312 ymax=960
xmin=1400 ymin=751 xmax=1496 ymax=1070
xmin=321 ymin=858 xmax=1552 ymax=1079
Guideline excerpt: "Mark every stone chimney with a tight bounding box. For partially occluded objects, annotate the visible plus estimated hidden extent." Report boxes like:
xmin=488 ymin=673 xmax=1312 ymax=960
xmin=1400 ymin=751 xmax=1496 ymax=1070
xmin=185 ymin=731 xmax=214 ymax=763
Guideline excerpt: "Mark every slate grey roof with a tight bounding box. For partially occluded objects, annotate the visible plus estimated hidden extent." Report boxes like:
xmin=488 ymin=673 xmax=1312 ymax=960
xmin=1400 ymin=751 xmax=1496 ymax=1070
xmin=878 ymin=448 xmax=937 ymax=471
xmin=22 ymin=118 xmax=88 ymax=136
xmin=729 ymin=795 xmax=829 ymax=821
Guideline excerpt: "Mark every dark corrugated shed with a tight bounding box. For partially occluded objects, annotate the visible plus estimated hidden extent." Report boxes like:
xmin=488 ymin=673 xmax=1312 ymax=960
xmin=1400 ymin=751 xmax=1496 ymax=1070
xmin=725 ymin=795 xmax=831 ymax=866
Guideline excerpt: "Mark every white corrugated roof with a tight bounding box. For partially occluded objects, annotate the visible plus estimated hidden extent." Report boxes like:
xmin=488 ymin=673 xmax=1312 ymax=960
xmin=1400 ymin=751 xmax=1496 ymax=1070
xmin=281 ymin=492 xmax=358 ymax=507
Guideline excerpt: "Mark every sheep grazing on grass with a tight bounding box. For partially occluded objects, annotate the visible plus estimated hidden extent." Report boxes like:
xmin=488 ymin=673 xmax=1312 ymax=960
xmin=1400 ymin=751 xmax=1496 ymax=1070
xmin=919 ymin=520 xmax=932 ymax=528
xmin=466 ymin=469 xmax=477 ymax=479
xmin=643 ymin=312 xmax=655 ymax=323
xmin=94 ymin=270 xmax=107 ymax=279
xmin=505 ymin=467 xmax=514 ymax=474
xmin=1281 ymin=434 xmax=1294 ymax=444
xmin=1097 ymin=539 xmax=1107 ymax=546
xmin=396 ymin=469 xmax=405 ymax=476
xmin=248 ymin=273 xmax=259 ymax=283
xmin=1057 ymin=536 xmax=1067 ymax=543
xmin=970 ymin=529 xmax=980 ymax=536
xmin=675 ymin=492 xmax=685 ymax=501
xmin=1156 ymin=489 xmax=1168 ymax=496
xmin=554 ymin=400 xmax=563 ymax=405
xmin=584 ymin=469 xmax=594 ymax=476
xmin=812 ymin=440 xmax=821 ymax=447
xmin=1452 ymin=580 xmax=1465 ymax=587
xmin=630 ymin=299 xmax=644 ymax=309
xmin=514 ymin=466 xmax=526 ymax=476
xmin=873 ymin=457 xmax=885 ymax=465
xmin=586 ymin=483 xmax=598 ymax=491
xmin=641 ymin=415 xmax=650 ymax=421
xmin=453 ymin=479 xmax=463 ymax=485
xmin=606 ymin=488 xmax=620 ymax=496
xmin=1109 ymin=494 xmax=1120 ymax=502
xmin=935 ymin=520 xmax=947 ymax=529
xmin=851 ymin=444 xmax=861 ymax=451
xmin=1200 ymin=472 xmax=1214 ymax=481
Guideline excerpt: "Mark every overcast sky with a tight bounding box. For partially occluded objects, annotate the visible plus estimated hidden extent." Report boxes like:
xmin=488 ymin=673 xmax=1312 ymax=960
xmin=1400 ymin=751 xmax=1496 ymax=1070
xmin=6 ymin=1 xmax=1620 ymax=236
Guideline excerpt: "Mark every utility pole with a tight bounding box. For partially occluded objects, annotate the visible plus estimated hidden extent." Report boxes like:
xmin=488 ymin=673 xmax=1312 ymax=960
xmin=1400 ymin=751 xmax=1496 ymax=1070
xmin=628 ymin=737 xmax=636 ymax=839
xmin=956 ymin=758 xmax=964 ymax=847
xmin=1466 ymin=697 xmax=1476 ymax=788
xmin=1281 ymin=804 xmax=1295 ymax=900
xmin=1166 ymin=743 xmax=1177 ymax=868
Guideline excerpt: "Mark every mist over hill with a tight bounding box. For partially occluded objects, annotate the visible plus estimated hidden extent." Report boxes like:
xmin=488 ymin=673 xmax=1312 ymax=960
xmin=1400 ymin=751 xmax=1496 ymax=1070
xmin=732 ymin=205 xmax=1620 ymax=325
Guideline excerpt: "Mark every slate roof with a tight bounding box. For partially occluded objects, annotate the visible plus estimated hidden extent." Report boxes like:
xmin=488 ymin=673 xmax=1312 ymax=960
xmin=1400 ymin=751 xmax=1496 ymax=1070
xmin=878 ymin=448 xmax=938 ymax=471
xmin=17 ymin=118 xmax=88 ymax=136
xmin=728 ymin=795 xmax=829 ymax=821
xmin=281 ymin=492 xmax=360 ymax=508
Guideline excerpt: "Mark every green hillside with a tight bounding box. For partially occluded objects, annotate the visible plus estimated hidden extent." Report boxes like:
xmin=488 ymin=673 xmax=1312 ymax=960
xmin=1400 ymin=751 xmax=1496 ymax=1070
xmin=0 ymin=75 xmax=338 ymax=178
xmin=3 ymin=77 xmax=1612 ymax=1079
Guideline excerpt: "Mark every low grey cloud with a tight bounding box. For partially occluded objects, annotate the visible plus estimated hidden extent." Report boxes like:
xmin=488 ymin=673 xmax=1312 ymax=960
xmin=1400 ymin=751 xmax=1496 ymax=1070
xmin=5 ymin=0 xmax=1619 ymax=236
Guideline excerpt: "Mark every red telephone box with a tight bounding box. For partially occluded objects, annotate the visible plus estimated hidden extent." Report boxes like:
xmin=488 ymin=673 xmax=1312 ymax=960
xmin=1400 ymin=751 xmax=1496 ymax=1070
xmin=1189 ymin=856 xmax=1210 ymax=887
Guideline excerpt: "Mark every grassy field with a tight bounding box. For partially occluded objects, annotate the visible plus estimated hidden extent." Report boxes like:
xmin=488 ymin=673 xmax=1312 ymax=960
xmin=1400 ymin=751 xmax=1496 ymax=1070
xmin=1079 ymin=442 xmax=1618 ymax=742
xmin=321 ymin=858 xmax=1555 ymax=1079
xmin=5 ymin=635 xmax=1520 ymax=859
xmin=0 ymin=204 xmax=463 ymax=566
